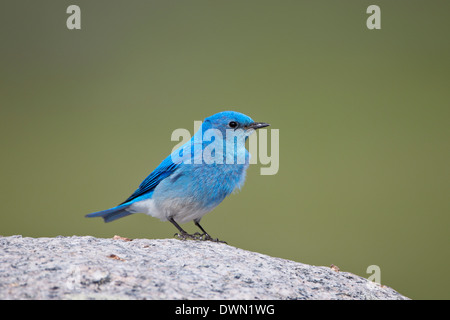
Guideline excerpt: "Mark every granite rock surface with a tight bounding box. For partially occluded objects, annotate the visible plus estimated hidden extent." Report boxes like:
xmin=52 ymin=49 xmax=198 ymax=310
xmin=0 ymin=235 xmax=409 ymax=300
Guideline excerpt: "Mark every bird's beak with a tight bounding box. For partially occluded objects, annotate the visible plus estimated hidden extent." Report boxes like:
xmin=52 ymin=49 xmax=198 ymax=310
xmin=246 ymin=122 xmax=270 ymax=130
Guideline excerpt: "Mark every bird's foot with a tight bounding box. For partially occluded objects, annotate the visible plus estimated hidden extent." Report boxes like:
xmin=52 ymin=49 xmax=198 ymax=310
xmin=174 ymin=232 xmax=226 ymax=243
xmin=174 ymin=231 xmax=198 ymax=241
xmin=198 ymin=233 xmax=227 ymax=244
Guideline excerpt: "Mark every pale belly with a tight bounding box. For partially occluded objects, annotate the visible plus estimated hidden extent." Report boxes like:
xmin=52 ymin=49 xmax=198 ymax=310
xmin=127 ymin=161 xmax=248 ymax=224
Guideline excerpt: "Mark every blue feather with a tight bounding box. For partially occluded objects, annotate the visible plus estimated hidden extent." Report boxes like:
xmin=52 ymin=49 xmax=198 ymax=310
xmin=85 ymin=203 xmax=133 ymax=223
xmin=120 ymin=156 xmax=179 ymax=205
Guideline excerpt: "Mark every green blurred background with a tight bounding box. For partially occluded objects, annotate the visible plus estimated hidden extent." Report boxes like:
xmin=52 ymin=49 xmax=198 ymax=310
xmin=1 ymin=1 xmax=449 ymax=300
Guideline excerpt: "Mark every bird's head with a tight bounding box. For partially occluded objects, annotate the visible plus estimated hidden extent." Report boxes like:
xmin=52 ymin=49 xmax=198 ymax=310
xmin=202 ymin=111 xmax=270 ymax=138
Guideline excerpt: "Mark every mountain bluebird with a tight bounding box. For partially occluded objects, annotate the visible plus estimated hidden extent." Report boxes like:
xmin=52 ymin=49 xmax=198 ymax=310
xmin=86 ymin=111 xmax=269 ymax=242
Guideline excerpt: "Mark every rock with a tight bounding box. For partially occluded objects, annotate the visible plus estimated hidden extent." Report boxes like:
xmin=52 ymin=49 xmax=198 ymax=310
xmin=0 ymin=235 xmax=408 ymax=300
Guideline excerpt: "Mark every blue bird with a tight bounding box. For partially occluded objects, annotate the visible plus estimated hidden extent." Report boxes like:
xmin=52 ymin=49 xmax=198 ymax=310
xmin=86 ymin=111 xmax=269 ymax=242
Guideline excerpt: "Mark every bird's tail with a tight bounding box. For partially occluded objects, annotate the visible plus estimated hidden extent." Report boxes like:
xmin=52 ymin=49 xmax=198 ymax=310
xmin=85 ymin=203 xmax=134 ymax=223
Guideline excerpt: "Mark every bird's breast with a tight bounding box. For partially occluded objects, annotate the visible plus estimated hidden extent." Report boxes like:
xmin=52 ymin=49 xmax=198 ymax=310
xmin=153 ymin=162 xmax=248 ymax=209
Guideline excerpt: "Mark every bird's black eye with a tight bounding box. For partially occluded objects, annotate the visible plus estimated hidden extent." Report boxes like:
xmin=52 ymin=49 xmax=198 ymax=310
xmin=229 ymin=121 xmax=238 ymax=128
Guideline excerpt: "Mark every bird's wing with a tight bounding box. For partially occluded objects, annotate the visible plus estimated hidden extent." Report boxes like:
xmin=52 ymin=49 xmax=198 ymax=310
xmin=119 ymin=155 xmax=180 ymax=205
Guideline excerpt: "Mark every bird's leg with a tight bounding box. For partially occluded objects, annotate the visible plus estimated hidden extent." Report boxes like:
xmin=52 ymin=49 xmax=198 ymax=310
xmin=169 ymin=217 xmax=196 ymax=240
xmin=194 ymin=220 xmax=227 ymax=244
xmin=194 ymin=220 xmax=210 ymax=239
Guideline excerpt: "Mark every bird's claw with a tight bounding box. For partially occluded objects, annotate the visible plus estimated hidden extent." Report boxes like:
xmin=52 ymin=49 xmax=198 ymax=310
xmin=174 ymin=232 xmax=226 ymax=244
xmin=198 ymin=233 xmax=227 ymax=244
xmin=174 ymin=232 xmax=193 ymax=241
xmin=174 ymin=232 xmax=203 ymax=241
